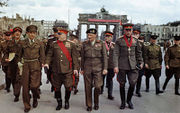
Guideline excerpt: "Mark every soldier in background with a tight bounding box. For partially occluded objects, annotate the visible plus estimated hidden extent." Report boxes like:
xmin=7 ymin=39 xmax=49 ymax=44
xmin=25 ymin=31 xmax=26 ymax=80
xmin=1 ymin=31 xmax=13 ymax=93
xmin=45 ymin=28 xmax=79 ymax=111
xmin=102 ymin=31 xmax=115 ymax=100
xmin=144 ymin=35 xmax=163 ymax=95
xmin=19 ymin=25 xmax=45 ymax=112
xmin=133 ymin=28 xmax=145 ymax=97
xmin=163 ymin=35 xmax=180 ymax=95
xmin=69 ymin=34 xmax=82 ymax=95
xmin=45 ymin=27 xmax=58 ymax=92
xmin=81 ymin=28 xmax=108 ymax=111
xmin=5 ymin=27 xmax=23 ymax=102
xmin=113 ymin=23 xmax=143 ymax=109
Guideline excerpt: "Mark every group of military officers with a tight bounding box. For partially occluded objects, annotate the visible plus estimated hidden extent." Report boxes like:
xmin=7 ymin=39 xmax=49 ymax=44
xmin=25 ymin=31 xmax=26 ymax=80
xmin=0 ymin=23 xmax=180 ymax=113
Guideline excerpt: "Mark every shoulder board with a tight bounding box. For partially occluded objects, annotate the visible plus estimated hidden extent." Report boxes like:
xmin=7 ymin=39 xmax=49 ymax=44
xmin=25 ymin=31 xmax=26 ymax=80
xmin=67 ymin=40 xmax=75 ymax=44
xmin=119 ymin=36 xmax=123 ymax=39
xmin=111 ymin=42 xmax=115 ymax=45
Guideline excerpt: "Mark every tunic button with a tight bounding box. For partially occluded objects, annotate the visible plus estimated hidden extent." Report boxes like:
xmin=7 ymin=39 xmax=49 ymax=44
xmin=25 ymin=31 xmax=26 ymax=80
xmin=61 ymin=60 xmax=63 ymax=62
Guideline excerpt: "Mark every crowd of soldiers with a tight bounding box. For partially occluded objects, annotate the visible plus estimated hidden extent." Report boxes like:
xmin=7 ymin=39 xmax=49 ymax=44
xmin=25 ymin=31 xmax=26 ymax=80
xmin=0 ymin=23 xmax=179 ymax=113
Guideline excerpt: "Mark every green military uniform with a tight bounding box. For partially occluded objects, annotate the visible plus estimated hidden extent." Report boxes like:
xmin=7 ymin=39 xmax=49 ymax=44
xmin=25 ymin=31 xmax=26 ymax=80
xmin=81 ymin=29 xmax=108 ymax=111
xmin=163 ymin=36 xmax=180 ymax=95
xmin=144 ymin=35 xmax=163 ymax=94
xmin=19 ymin=25 xmax=45 ymax=112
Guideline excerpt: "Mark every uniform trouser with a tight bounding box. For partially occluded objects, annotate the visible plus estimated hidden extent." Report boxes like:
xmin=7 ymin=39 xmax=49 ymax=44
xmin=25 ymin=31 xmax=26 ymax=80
xmin=52 ymin=72 xmax=73 ymax=102
xmin=163 ymin=67 xmax=180 ymax=92
xmin=8 ymin=63 xmax=22 ymax=97
xmin=47 ymin=66 xmax=53 ymax=83
xmin=106 ymin=68 xmax=114 ymax=96
xmin=84 ymin=70 xmax=103 ymax=107
xmin=145 ymin=68 xmax=161 ymax=92
xmin=136 ymin=68 xmax=145 ymax=93
xmin=117 ymin=69 xmax=138 ymax=103
xmin=22 ymin=61 xmax=41 ymax=109
xmin=2 ymin=66 xmax=11 ymax=90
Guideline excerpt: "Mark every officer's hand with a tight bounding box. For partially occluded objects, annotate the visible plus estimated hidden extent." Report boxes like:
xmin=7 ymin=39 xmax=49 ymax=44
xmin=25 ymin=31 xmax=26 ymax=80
xmin=114 ymin=67 xmax=119 ymax=74
xmin=102 ymin=69 xmax=108 ymax=75
xmin=5 ymin=59 xmax=10 ymax=62
xmin=80 ymin=70 xmax=84 ymax=75
xmin=74 ymin=70 xmax=79 ymax=76
xmin=145 ymin=64 xmax=149 ymax=69
xmin=44 ymin=64 xmax=49 ymax=69
xmin=166 ymin=65 xmax=169 ymax=69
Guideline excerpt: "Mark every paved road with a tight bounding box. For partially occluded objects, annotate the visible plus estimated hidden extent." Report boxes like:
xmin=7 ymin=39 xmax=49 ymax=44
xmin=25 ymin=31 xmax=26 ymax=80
xmin=0 ymin=50 xmax=180 ymax=113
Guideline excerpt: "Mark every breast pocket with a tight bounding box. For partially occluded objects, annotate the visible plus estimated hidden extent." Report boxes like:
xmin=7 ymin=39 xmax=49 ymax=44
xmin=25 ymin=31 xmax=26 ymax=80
xmin=84 ymin=46 xmax=91 ymax=57
xmin=94 ymin=47 xmax=102 ymax=57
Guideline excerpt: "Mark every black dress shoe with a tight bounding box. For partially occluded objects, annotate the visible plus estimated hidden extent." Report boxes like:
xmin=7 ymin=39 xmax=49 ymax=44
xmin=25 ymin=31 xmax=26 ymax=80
xmin=136 ymin=92 xmax=142 ymax=97
xmin=120 ymin=103 xmax=125 ymax=109
xmin=56 ymin=104 xmax=62 ymax=110
xmin=87 ymin=107 xmax=92 ymax=111
xmin=33 ymin=99 xmax=38 ymax=108
xmin=156 ymin=90 xmax=163 ymax=95
xmin=14 ymin=96 xmax=19 ymax=102
xmin=175 ymin=92 xmax=180 ymax=96
xmin=64 ymin=101 xmax=69 ymax=109
xmin=7 ymin=89 xmax=10 ymax=93
xmin=127 ymin=101 xmax=134 ymax=109
xmin=108 ymin=95 xmax=114 ymax=100
xmin=94 ymin=105 xmax=99 ymax=110
xmin=24 ymin=108 xmax=30 ymax=113
xmin=74 ymin=89 xmax=78 ymax=95
xmin=145 ymin=89 xmax=149 ymax=92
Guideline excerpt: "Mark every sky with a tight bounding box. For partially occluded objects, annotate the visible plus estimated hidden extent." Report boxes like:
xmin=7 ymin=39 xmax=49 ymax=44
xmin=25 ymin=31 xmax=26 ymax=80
xmin=1 ymin=0 xmax=180 ymax=30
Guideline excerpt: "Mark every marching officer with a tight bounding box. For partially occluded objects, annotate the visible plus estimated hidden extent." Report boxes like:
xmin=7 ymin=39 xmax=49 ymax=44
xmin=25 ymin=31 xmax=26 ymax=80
xmin=45 ymin=28 xmax=79 ymax=111
xmin=81 ymin=28 xmax=108 ymax=111
xmin=163 ymin=35 xmax=180 ymax=95
xmin=19 ymin=25 xmax=45 ymax=112
xmin=5 ymin=27 xmax=23 ymax=102
xmin=113 ymin=23 xmax=143 ymax=109
xmin=144 ymin=34 xmax=163 ymax=94
xmin=133 ymin=28 xmax=145 ymax=97
xmin=103 ymin=31 xmax=115 ymax=100
xmin=1 ymin=30 xmax=13 ymax=93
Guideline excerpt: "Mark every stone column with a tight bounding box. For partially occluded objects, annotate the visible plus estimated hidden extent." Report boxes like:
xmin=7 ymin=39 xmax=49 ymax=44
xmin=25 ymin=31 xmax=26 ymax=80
xmin=95 ymin=24 xmax=99 ymax=39
xmin=78 ymin=24 xmax=82 ymax=40
xmin=106 ymin=24 xmax=110 ymax=31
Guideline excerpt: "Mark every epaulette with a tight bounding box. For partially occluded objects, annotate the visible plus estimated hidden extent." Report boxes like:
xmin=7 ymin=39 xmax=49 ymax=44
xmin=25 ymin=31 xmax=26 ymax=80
xmin=111 ymin=42 xmax=115 ymax=45
xmin=67 ymin=39 xmax=75 ymax=44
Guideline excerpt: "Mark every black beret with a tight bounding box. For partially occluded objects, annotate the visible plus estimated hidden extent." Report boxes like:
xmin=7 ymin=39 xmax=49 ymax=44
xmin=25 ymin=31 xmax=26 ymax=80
xmin=174 ymin=35 xmax=180 ymax=41
xmin=151 ymin=34 xmax=158 ymax=40
xmin=26 ymin=25 xmax=37 ymax=32
xmin=13 ymin=27 xmax=22 ymax=33
xmin=86 ymin=28 xmax=97 ymax=34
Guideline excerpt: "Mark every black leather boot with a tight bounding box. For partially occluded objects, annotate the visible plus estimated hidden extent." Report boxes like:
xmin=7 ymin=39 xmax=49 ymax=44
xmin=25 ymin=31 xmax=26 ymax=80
xmin=56 ymin=98 xmax=62 ymax=110
xmin=120 ymin=86 xmax=126 ymax=109
xmin=65 ymin=90 xmax=71 ymax=109
xmin=175 ymin=79 xmax=180 ymax=95
xmin=127 ymin=86 xmax=135 ymax=109
xmin=155 ymin=79 xmax=163 ymax=95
